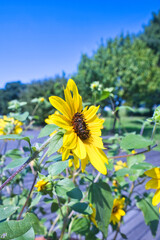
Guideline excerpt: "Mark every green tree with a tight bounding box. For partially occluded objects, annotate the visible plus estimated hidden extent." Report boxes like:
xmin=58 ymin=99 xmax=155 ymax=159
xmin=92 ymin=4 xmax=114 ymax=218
xmin=141 ymin=10 xmax=160 ymax=58
xmin=74 ymin=35 xmax=160 ymax=111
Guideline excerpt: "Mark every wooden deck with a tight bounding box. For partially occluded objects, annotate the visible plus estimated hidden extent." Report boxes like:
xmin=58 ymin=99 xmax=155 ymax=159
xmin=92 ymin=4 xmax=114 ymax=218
xmin=1 ymin=130 xmax=160 ymax=240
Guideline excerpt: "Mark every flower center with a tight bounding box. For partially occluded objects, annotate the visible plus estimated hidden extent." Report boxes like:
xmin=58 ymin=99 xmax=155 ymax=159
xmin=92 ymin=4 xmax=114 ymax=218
xmin=72 ymin=112 xmax=90 ymax=140
xmin=112 ymin=206 xmax=118 ymax=214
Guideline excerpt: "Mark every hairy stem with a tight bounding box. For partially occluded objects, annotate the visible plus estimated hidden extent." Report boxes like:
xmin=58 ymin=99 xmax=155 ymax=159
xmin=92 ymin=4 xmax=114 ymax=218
xmin=0 ymin=135 xmax=53 ymax=192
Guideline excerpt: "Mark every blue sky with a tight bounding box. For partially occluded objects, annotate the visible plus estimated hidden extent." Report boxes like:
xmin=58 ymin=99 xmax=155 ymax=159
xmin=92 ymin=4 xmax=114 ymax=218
xmin=0 ymin=0 xmax=160 ymax=88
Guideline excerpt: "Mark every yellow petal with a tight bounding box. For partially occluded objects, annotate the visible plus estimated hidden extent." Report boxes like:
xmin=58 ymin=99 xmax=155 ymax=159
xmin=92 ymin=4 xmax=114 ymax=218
xmin=63 ymin=131 xmax=77 ymax=149
xmin=144 ymin=168 xmax=160 ymax=179
xmin=89 ymin=135 xmax=104 ymax=149
xmin=118 ymin=209 xmax=125 ymax=216
xmin=67 ymin=79 xmax=83 ymax=113
xmin=145 ymin=179 xmax=160 ymax=190
xmin=83 ymin=105 xmax=100 ymax=122
xmin=152 ymin=189 xmax=160 ymax=206
xmin=49 ymin=96 xmax=72 ymax=120
xmin=49 ymin=114 xmax=72 ymax=131
xmin=85 ymin=144 xmax=107 ymax=175
xmin=73 ymin=155 xmax=80 ymax=169
xmin=73 ymin=137 xmax=86 ymax=159
xmin=81 ymin=157 xmax=89 ymax=172
xmin=62 ymin=148 xmax=70 ymax=161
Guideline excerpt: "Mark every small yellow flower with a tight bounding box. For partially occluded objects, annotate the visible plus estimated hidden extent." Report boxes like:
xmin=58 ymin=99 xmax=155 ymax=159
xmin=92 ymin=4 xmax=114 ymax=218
xmin=48 ymin=79 xmax=108 ymax=174
xmin=35 ymin=180 xmax=48 ymax=192
xmin=131 ymin=150 xmax=136 ymax=154
xmin=39 ymin=97 xmax=45 ymax=102
xmin=112 ymin=180 xmax=118 ymax=192
xmin=0 ymin=116 xmax=23 ymax=135
xmin=110 ymin=198 xmax=125 ymax=225
xmin=145 ymin=168 xmax=160 ymax=212
xmin=89 ymin=203 xmax=98 ymax=227
xmin=114 ymin=160 xmax=127 ymax=172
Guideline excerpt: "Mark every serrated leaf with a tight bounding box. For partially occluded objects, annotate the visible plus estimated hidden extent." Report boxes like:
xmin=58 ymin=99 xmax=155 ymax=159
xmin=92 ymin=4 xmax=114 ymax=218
xmin=47 ymin=132 xmax=63 ymax=157
xmin=71 ymin=218 xmax=90 ymax=235
xmin=46 ymin=154 xmax=62 ymax=163
xmin=88 ymin=180 xmax=113 ymax=237
xmin=0 ymin=205 xmax=19 ymax=221
xmin=4 ymin=158 xmax=28 ymax=170
xmin=12 ymin=228 xmax=35 ymax=240
xmin=48 ymin=160 xmax=69 ymax=176
xmin=121 ymin=134 xmax=153 ymax=150
xmin=0 ymin=213 xmax=40 ymax=240
xmin=136 ymin=194 xmax=159 ymax=236
xmin=38 ymin=124 xmax=58 ymax=138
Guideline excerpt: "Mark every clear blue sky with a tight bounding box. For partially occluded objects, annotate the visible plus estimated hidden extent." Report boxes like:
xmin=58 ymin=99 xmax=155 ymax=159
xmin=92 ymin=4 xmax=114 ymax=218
xmin=0 ymin=0 xmax=160 ymax=88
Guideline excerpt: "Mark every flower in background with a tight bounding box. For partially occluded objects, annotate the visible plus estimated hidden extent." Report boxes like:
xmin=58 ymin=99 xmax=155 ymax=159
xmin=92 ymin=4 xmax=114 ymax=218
xmin=112 ymin=180 xmax=118 ymax=192
xmin=145 ymin=167 xmax=160 ymax=212
xmin=114 ymin=160 xmax=127 ymax=171
xmin=48 ymin=79 xmax=108 ymax=174
xmin=110 ymin=198 xmax=126 ymax=225
xmin=89 ymin=203 xmax=98 ymax=227
xmin=35 ymin=179 xmax=49 ymax=192
xmin=90 ymin=81 xmax=102 ymax=91
xmin=0 ymin=116 xmax=23 ymax=135
xmin=39 ymin=97 xmax=45 ymax=103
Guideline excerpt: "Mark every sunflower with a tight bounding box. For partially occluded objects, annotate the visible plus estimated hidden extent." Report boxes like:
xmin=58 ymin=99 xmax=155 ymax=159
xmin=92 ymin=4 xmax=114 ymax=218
xmin=48 ymin=79 xmax=108 ymax=174
xmin=0 ymin=116 xmax=23 ymax=135
xmin=110 ymin=197 xmax=126 ymax=225
xmin=145 ymin=167 xmax=160 ymax=212
xmin=35 ymin=179 xmax=49 ymax=192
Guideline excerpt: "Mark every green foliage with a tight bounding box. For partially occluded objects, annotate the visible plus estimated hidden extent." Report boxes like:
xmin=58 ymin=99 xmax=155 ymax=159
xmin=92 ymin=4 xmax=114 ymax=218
xmin=74 ymin=35 xmax=160 ymax=109
xmin=0 ymin=205 xmax=19 ymax=221
xmin=89 ymin=181 xmax=113 ymax=237
xmin=136 ymin=194 xmax=159 ymax=236
xmin=38 ymin=124 xmax=57 ymax=138
xmin=47 ymin=132 xmax=63 ymax=156
xmin=141 ymin=10 xmax=160 ymax=56
xmin=120 ymin=133 xmax=153 ymax=150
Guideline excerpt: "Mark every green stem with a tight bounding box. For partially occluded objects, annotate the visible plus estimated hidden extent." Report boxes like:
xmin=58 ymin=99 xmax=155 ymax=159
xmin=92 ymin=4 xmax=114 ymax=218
xmin=151 ymin=123 xmax=157 ymax=140
xmin=0 ymin=135 xmax=54 ymax=192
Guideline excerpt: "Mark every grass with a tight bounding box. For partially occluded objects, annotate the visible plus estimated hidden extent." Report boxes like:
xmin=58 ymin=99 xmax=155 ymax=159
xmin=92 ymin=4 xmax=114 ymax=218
xmin=102 ymin=116 xmax=160 ymax=142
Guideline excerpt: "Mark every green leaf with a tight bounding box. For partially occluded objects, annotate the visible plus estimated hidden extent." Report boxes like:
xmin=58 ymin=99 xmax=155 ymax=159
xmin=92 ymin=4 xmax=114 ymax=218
xmin=38 ymin=124 xmax=58 ymax=138
xmin=71 ymin=218 xmax=90 ymax=235
xmin=131 ymin=162 xmax=154 ymax=170
xmin=4 ymin=158 xmax=28 ymax=170
xmin=51 ymin=202 xmax=59 ymax=212
xmin=48 ymin=132 xmax=63 ymax=157
xmin=115 ymin=106 xmax=135 ymax=112
xmin=121 ymin=134 xmax=153 ymax=150
xmin=127 ymin=154 xmax=145 ymax=168
xmin=46 ymin=154 xmax=62 ymax=163
xmin=0 ymin=135 xmax=32 ymax=148
xmin=55 ymin=178 xmax=75 ymax=197
xmin=70 ymin=202 xmax=93 ymax=215
xmin=5 ymin=149 xmax=22 ymax=160
xmin=10 ymin=112 xmax=29 ymax=122
xmin=48 ymin=160 xmax=69 ymax=176
xmin=12 ymin=228 xmax=35 ymax=240
xmin=0 ymin=213 xmax=41 ymax=240
xmin=67 ymin=187 xmax=83 ymax=201
xmin=29 ymin=193 xmax=42 ymax=208
xmin=0 ymin=205 xmax=19 ymax=221
xmin=88 ymin=180 xmax=113 ymax=237
xmin=136 ymin=194 xmax=159 ymax=236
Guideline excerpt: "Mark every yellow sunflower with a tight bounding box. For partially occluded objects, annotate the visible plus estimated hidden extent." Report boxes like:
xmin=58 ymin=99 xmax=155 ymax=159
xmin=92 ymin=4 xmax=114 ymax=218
xmin=34 ymin=179 xmax=48 ymax=192
xmin=0 ymin=116 xmax=23 ymax=135
xmin=110 ymin=197 xmax=126 ymax=225
xmin=145 ymin=167 xmax=160 ymax=212
xmin=48 ymin=79 xmax=108 ymax=174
